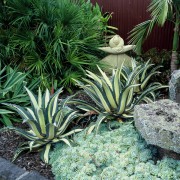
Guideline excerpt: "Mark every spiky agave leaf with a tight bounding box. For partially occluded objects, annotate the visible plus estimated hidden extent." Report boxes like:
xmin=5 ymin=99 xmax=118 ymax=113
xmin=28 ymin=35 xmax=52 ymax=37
xmin=71 ymin=63 xmax=167 ymax=133
xmin=2 ymin=87 xmax=82 ymax=163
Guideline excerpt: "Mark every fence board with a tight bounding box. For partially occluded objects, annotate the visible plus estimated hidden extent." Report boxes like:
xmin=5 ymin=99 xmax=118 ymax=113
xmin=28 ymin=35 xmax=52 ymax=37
xmin=91 ymin=0 xmax=175 ymax=52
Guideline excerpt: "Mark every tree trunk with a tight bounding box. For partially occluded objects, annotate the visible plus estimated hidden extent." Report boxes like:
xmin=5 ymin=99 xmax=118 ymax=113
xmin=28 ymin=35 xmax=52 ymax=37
xmin=171 ymin=51 xmax=178 ymax=73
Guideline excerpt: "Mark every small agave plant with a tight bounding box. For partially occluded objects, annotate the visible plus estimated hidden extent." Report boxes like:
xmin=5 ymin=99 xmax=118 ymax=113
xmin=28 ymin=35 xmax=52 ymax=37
xmin=2 ymin=87 xmax=82 ymax=163
xmin=70 ymin=60 xmax=168 ymax=133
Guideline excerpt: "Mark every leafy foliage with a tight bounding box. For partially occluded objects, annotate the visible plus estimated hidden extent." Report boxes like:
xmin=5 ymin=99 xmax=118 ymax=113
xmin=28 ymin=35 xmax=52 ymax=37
xmin=2 ymin=87 xmax=82 ymax=163
xmin=128 ymin=0 xmax=180 ymax=54
xmin=141 ymin=48 xmax=171 ymax=85
xmin=50 ymin=122 xmax=180 ymax=179
xmin=0 ymin=0 xmax=113 ymax=89
xmin=70 ymin=60 xmax=167 ymax=132
xmin=0 ymin=65 xmax=39 ymax=126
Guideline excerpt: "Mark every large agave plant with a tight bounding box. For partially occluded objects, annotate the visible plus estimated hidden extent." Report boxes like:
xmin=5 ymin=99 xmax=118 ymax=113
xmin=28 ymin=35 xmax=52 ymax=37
xmin=2 ymin=87 xmax=82 ymax=163
xmin=70 ymin=61 xmax=168 ymax=133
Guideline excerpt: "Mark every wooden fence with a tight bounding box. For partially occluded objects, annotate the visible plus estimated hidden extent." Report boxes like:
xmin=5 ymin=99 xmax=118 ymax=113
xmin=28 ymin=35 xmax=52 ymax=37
xmin=91 ymin=0 xmax=174 ymax=52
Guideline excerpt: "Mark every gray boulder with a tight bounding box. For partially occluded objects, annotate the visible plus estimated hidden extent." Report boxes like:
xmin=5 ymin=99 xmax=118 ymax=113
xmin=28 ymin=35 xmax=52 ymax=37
xmin=134 ymin=99 xmax=180 ymax=154
xmin=169 ymin=70 xmax=180 ymax=103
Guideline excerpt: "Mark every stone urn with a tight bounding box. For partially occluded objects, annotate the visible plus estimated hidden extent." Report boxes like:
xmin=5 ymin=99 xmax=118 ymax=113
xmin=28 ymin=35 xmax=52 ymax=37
xmin=99 ymin=35 xmax=135 ymax=72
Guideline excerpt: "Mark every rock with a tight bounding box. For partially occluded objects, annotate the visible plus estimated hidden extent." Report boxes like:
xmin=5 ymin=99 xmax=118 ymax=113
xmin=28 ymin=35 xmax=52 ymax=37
xmin=169 ymin=70 xmax=180 ymax=103
xmin=0 ymin=157 xmax=48 ymax=180
xmin=134 ymin=99 xmax=180 ymax=154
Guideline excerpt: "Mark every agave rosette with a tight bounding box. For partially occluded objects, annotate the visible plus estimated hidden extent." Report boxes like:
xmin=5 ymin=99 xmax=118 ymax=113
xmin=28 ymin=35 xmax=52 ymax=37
xmin=70 ymin=60 xmax=167 ymax=132
xmin=3 ymin=87 xmax=82 ymax=163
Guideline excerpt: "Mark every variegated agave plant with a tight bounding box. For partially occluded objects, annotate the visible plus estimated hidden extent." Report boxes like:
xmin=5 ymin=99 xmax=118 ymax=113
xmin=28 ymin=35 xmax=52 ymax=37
xmin=70 ymin=60 xmax=168 ymax=133
xmin=2 ymin=87 xmax=82 ymax=163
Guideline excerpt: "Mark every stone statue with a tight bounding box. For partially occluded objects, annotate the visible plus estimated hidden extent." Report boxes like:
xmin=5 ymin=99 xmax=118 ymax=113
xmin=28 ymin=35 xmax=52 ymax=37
xmin=99 ymin=35 xmax=135 ymax=71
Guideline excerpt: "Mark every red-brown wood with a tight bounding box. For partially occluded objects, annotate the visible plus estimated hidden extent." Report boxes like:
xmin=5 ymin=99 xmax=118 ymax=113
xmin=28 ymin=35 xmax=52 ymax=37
xmin=91 ymin=0 xmax=174 ymax=52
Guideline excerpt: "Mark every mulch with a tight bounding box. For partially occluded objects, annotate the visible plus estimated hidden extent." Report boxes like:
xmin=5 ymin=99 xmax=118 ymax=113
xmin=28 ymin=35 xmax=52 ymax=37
xmin=0 ymin=122 xmax=54 ymax=180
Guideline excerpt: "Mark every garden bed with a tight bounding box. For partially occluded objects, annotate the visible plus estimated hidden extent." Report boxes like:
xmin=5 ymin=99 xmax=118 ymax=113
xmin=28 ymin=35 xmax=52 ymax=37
xmin=0 ymin=123 xmax=54 ymax=180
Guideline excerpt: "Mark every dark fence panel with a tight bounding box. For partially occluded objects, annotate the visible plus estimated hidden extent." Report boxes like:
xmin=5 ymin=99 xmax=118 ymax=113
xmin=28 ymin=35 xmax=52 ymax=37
xmin=91 ymin=0 xmax=174 ymax=52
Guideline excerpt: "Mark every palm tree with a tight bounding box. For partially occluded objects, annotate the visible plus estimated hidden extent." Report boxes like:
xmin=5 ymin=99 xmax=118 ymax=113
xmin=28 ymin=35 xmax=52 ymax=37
xmin=129 ymin=0 xmax=180 ymax=72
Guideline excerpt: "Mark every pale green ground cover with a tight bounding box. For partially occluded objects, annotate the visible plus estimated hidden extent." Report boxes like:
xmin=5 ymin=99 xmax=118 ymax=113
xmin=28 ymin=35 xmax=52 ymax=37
xmin=50 ymin=122 xmax=180 ymax=180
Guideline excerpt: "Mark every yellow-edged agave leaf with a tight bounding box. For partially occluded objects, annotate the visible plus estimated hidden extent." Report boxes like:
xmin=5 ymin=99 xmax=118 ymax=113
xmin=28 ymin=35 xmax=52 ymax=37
xmin=44 ymin=89 xmax=50 ymax=108
xmin=61 ymin=129 xmax=83 ymax=138
xmin=26 ymin=107 xmax=37 ymax=121
xmin=29 ymin=141 xmax=35 ymax=151
xmin=101 ymin=80 xmax=117 ymax=109
xmin=82 ymin=78 xmax=111 ymax=112
xmin=1 ymin=126 xmax=38 ymax=140
xmin=26 ymin=120 xmax=44 ymax=139
xmin=86 ymin=70 xmax=102 ymax=85
xmin=38 ymin=88 xmax=42 ymax=108
xmin=41 ymin=144 xmax=51 ymax=163
xmin=52 ymin=96 xmax=58 ymax=116
xmin=2 ymin=103 xmax=30 ymax=121
xmin=46 ymin=124 xmax=56 ymax=140
xmin=126 ymin=88 xmax=134 ymax=107
xmin=113 ymin=68 xmax=122 ymax=103
xmin=47 ymin=88 xmax=63 ymax=123
xmin=77 ymin=104 xmax=100 ymax=114
xmin=142 ymin=96 xmax=154 ymax=103
xmin=140 ymin=61 xmax=154 ymax=82
xmin=69 ymin=99 xmax=101 ymax=113
xmin=37 ymin=109 xmax=46 ymax=134
xmin=58 ymin=111 xmax=79 ymax=135
xmin=59 ymin=138 xmax=71 ymax=146
xmin=86 ymin=124 xmax=96 ymax=135
xmin=97 ymin=66 xmax=112 ymax=89
xmin=126 ymin=66 xmax=143 ymax=86
xmin=24 ymin=87 xmax=39 ymax=110
xmin=122 ymin=113 xmax=133 ymax=118
xmin=12 ymin=146 xmax=29 ymax=162
xmin=52 ymin=110 xmax=64 ymax=126
xmin=118 ymin=84 xmax=140 ymax=114
xmin=141 ymin=71 xmax=160 ymax=90
xmin=95 ymin=114 xmax=107 ymax=134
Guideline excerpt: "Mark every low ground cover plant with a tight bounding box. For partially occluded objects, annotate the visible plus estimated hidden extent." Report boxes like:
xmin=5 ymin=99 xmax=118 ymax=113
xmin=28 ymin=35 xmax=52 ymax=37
xmin=2 ymin=87 xmax=82 ymax=163
xmin=50 ymin=122 xmax=180 ymax=179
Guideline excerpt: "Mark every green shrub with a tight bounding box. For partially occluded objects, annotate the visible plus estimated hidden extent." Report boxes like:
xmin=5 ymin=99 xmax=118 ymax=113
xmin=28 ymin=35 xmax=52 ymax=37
xmin=50 ymin=122 xmax=180 ymax=180
xmin=0 ymin=0 xmax=112 ymax=89
xmin=70 ymin=60 xmax=167 ymax=132
xmin=2 ymin=87 xmax=82 ymax=163
xmin=0 ymin=65 xmax=39 ymax=126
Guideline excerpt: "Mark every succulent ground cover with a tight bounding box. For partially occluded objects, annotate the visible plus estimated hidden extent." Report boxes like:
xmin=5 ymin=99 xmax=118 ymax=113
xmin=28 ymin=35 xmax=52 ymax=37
xmin=50 ymin=122 xmax=180 ymax=180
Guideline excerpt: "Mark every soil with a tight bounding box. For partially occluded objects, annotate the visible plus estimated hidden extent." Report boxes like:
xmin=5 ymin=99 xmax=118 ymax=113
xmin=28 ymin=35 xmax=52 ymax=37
xmin=0 ymin=122 xmax=54 ymax=180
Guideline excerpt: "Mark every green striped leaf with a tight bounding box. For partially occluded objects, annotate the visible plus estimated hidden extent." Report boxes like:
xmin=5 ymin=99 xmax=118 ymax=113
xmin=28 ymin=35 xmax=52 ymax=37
xmin=26 ymin=120 xmax=44 ymax=139
xmin=24 ymin=87 xmax=39 ymax=110
xmin=2 ymin=103 xmax=30 ymax=121
xmin=46 ymin=124 xmax=56 ymax=140
xmin=37 ymin=109 xmax=46 ymax=134
xmin=41 ymin=144 xmax=51 ymax=163
xmin=95 ymin=114 xmax=107 ymax=134
xmin=118 ymin=84 xmax=140 ymax=114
